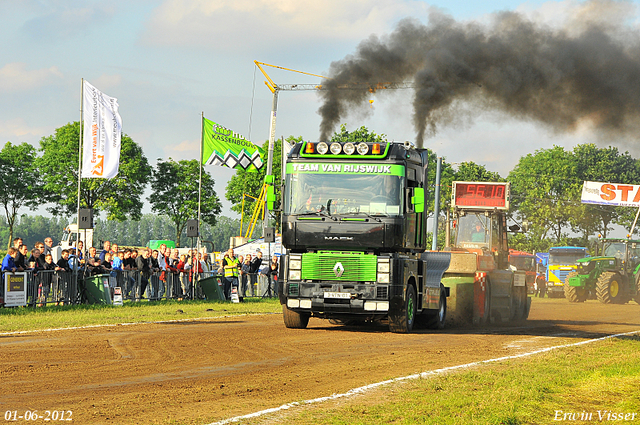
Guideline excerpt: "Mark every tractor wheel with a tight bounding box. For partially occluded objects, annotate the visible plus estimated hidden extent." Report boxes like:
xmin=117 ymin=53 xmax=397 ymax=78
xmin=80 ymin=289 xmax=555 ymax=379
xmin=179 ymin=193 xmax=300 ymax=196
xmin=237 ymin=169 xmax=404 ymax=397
xmin=564 ymin=272 xmax=587 ymax=303
xmin=282 ymin=305 xmax=310 ymax=329
xmin=389 ymin=284 xmax=416 ymax=333
xmin=425 ymin=285 xmax=447 ymax=330
xmin=634 ymin=274 xmax=640 ymax=305
xmin=596 ymin=272 xmax=626 ymax=304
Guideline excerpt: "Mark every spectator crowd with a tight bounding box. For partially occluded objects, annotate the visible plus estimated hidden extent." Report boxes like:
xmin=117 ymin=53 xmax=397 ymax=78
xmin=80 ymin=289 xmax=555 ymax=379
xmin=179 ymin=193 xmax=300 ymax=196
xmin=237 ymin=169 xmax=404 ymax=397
xmin=2 ymin=236 xmax=280 ymax=305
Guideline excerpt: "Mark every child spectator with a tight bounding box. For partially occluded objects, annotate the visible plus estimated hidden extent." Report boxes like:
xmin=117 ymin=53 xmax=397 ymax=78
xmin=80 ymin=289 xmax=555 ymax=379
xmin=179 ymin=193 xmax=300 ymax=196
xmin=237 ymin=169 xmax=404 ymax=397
xmin=101 ymin=252 xmax=113 ymax=270
xmin=2 ymin=248 xmax=18 ymax=273
xmin=56 ymin=250 xmax=71 ymax=272
xmin=112 ymin=251 xmax=123 ymax=271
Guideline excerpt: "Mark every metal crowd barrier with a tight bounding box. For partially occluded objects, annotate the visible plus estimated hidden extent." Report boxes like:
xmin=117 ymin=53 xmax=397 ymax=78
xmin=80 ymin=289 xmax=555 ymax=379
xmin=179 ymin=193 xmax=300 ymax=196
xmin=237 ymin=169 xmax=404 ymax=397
xmin=4 ymin=269 xmax=280 ymax=308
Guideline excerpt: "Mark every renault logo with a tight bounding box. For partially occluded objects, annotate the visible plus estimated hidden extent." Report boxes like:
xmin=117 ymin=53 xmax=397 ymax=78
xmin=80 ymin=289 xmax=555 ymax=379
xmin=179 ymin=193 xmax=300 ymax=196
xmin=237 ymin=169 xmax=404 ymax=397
xmin=333 ymin=262 xmax=345 ymax=278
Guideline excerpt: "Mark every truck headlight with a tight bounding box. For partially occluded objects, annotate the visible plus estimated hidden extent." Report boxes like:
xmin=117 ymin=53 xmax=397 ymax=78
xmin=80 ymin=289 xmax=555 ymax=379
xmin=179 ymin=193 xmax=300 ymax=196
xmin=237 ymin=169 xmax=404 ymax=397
xmin=288 ymin=254 xmax=302 ymax=281
xmin=289 ymin=270 xmax=301 ymax=280
xmin=377 ymin=258 xmax=390 ymax=283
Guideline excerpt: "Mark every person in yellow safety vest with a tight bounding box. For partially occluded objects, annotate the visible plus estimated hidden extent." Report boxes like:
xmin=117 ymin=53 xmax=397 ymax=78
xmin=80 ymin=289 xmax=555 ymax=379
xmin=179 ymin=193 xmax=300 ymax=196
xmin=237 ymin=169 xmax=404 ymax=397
xmin=223 ymin=248 xmax=240 ymax=300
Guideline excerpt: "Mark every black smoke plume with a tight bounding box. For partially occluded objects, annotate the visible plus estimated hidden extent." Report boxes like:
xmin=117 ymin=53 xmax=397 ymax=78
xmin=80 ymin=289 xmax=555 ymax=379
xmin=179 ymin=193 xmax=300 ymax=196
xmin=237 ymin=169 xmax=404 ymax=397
xmin=317 ymin=1 xmax=640 ymax=147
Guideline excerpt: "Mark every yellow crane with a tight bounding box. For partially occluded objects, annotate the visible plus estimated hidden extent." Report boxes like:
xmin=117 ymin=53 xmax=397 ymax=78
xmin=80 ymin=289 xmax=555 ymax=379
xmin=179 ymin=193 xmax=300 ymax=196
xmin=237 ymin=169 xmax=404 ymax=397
xmin=247 ymin=61 xmax=414 ymax=239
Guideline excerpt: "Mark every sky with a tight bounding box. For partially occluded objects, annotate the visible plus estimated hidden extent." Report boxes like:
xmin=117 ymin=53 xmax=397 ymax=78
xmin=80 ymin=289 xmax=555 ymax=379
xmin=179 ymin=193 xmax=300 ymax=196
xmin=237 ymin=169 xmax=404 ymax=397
xmin=2 ymin=0 xmax=640 ymax=222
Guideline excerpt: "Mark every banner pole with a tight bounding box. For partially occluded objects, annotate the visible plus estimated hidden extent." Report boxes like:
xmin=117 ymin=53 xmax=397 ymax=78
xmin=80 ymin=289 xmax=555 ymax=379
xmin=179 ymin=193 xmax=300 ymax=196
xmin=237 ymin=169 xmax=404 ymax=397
xmin=74 ymin=78 xmax=84 ymax=302
xmin=198 ymin=112 xmax=203 ymax=252
xmin=630 ymin=207 xmax=640 ymax=236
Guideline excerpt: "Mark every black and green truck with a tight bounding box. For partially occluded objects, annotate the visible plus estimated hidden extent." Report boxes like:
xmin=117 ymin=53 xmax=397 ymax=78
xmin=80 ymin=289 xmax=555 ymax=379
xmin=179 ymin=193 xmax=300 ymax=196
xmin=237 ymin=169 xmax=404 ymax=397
xmin=565 ymin=238 xmax=640 ymax=304
xmin=278 ymin=140 xmax=451 ymax=333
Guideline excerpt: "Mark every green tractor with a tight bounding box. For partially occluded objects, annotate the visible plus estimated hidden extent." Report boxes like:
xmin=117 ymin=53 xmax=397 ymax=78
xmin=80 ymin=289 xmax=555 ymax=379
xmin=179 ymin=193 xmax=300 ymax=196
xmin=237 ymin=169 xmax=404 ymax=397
xmin=564 ymin=238 xmax=640 ymax=304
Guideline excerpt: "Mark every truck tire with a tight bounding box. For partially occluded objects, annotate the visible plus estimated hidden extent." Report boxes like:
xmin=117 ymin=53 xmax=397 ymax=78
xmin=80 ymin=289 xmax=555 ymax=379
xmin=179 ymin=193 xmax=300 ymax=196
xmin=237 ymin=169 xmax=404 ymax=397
xmin=426 ymin=285 xmax=447 ymax=330
xmin=282 ymin=305 xmax=310 ymax=329
xmin=596 ymin=272 xmax=625 ymax=304
xmin=564 ymin=272 xmax=587 ymax=303
xmin=389 ymin=284 xmax=416 ymax=333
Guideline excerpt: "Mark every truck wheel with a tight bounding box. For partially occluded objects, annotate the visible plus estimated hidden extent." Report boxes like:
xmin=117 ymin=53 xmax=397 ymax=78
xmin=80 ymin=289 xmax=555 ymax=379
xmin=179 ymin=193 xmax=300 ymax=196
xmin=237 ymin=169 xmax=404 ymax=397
xmin=564 ymin=272 xmax=587 ymax=303
xmin=282 ymin=305 xmax=310 ymax=329
xmin=425 ymin=285 xmax=447 ymax=330
xmin=389 ymin=284 xmax=416 ymax=333
xmin=596 ymin=272 xmax=625 ymax=304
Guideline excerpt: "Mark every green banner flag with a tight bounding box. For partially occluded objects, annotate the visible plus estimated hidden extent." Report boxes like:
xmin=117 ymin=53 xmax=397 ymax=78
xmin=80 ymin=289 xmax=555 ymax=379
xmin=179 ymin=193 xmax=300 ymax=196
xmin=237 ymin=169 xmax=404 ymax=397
xmin=202 ymin=117 xmax=264 ymax=171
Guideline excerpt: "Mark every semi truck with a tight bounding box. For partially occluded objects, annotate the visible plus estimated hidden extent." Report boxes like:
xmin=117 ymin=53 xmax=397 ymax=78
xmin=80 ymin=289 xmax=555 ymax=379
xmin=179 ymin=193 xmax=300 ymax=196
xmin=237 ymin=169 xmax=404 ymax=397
xmin=278 ymin=139 xmax=451 ymax=333
xmin=441 ymin=182 xmax=531 ymax=324
xmin=545 ymin=246 xmax=589 ymax=297
xmin=508 ymin=250 xmax=537 ymax=294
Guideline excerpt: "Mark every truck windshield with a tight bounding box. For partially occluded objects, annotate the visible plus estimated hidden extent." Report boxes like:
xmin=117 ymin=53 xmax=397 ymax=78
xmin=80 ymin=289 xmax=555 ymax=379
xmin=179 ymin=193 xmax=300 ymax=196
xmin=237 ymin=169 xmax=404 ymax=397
xmin=549 ymin=251 xmax=586 ymax=265
xmin=455 ymin=213 xmax=491 ymax=248
xmin=510 ymin=256 xmax=535 ymax=271
xmin=284 ymin=172 xmax=404 ymax=216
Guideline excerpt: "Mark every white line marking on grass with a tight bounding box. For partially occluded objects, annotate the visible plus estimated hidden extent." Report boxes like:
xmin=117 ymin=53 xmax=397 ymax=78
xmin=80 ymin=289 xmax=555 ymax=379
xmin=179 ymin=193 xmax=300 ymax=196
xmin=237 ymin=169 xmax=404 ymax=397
xmin=206 ymin=329 xmax=640 ymax=425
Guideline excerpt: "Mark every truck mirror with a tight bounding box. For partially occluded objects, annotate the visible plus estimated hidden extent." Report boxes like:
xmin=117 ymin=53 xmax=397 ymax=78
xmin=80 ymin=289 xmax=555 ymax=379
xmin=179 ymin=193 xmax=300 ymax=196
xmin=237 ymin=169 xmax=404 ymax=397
xmin=266 ymin=185 xmax=276 ymax=211
xmin=412 ymin=187 xmax=425 ymax=213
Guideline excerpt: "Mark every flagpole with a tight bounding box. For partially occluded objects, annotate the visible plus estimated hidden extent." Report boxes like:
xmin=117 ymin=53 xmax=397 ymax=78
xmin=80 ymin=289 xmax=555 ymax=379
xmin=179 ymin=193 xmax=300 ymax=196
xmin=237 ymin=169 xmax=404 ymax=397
xmin=198 ymin=112 xmax=203 ymax=251
xmin=74 ymin=78 xmax=84 ymax=298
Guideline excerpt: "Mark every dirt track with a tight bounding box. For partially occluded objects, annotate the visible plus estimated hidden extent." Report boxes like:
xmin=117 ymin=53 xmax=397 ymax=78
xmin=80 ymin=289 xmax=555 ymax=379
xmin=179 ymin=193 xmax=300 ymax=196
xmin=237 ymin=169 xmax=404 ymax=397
xmin=1 ymin=297 xmax=639 ymax=425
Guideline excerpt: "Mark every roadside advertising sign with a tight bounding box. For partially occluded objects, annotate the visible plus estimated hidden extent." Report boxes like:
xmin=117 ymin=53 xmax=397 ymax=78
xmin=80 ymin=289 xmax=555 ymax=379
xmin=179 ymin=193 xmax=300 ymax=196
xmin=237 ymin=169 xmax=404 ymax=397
xmin=113 ymin=286 xmax=123 ymax=306
xmin=4 ymin=272 xmax=27 ymax=307
xmin=581 ymin=181 xmax=640 ymax=207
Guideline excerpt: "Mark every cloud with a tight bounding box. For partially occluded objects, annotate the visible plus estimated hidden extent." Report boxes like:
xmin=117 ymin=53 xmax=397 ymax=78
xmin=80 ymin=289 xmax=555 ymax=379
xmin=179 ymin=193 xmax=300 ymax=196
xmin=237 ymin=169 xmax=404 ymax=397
xmin=0 ymin=63 xmax=63 ymax=93
xmin=141 ymin=0 xmax=430 ymax=50
xmin=0 ymin=117 xmax=50 ymax=143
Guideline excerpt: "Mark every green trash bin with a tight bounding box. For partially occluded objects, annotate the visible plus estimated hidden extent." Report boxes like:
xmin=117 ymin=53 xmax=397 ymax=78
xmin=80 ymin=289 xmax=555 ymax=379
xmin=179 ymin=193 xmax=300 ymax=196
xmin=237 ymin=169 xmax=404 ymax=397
xmin=200 ymin=274 xmax=226 ymax=301
xmin=81 ymin=274 xmax=113 ymax=305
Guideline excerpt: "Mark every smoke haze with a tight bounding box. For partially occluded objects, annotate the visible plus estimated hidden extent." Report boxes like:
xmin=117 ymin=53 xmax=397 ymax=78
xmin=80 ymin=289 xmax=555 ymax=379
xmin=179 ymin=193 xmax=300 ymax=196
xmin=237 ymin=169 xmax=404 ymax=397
xmin=317 ymin=0 xmax=640 ymax=147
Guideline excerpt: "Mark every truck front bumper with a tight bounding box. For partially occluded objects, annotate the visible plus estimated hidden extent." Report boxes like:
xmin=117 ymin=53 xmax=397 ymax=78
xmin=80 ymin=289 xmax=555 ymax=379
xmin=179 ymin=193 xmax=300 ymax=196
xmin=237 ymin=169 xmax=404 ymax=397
xmin=282 ymin=281 xmax=401 ymax=317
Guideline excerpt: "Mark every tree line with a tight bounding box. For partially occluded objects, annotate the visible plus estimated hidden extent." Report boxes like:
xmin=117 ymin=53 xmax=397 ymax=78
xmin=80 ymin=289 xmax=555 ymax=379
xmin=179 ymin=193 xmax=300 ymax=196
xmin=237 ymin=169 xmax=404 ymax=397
xmin=1 ymin=122 xmax=223 ymax=248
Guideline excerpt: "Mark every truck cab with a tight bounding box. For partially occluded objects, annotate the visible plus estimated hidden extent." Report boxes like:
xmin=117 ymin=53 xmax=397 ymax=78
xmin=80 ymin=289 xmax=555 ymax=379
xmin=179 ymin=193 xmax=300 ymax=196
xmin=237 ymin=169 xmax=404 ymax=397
xmin=546 ymin=246 xmax=588 ymax=297
xmin=279 ymin=140 xmax=451 ymax=333
xmin=509 ymin=250 xmax=537 ymax=294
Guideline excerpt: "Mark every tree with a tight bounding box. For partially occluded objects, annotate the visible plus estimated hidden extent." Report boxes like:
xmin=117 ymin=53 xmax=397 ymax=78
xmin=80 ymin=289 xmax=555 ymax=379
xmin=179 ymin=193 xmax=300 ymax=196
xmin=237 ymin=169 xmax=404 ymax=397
xmin=508 ymin=146 xmax=580 ymax=243
xmin=0 ymin=142 xmax=43 ymax=248
xmin=37 ymin=122 xmax=152 ymax=220
xmin=149 ymin=158 xmax=222 ymax=247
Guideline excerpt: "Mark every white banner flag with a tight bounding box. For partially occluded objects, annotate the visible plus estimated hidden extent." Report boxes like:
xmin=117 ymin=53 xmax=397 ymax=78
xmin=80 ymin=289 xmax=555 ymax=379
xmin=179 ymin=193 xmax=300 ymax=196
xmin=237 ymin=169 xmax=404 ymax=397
xmin=581 ymin=180 xmax=640 ymax=207
xmin=82 ymin=80 xmax=122 ymax=178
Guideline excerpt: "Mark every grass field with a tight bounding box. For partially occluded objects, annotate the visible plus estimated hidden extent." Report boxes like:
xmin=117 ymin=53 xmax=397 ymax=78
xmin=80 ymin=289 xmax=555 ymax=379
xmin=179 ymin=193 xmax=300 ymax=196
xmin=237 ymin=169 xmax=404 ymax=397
xmin=279 ymin=335 xmax=640 ymax=425
xmin=0 ymin=298 xmax=282 ymax=333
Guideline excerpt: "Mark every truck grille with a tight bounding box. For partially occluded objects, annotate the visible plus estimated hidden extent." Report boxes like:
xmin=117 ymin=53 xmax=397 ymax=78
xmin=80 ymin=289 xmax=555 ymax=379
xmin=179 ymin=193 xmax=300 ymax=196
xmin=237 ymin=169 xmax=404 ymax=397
xmin=551 ymin=269 xmax=573 ymax=284
xmin=301 ymin=251 xmax=377 ymax=282
xmin=376 ymin=286 xmax=388 ymax=299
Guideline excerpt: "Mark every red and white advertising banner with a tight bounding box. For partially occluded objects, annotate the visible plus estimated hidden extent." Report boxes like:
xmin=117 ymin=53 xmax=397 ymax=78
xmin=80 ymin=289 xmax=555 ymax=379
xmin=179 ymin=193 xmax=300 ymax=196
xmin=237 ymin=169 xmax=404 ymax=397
xmin=581 ymin=181 xmax=640 ymax=207
xmin=82 ymin=80 xmax=122 ymax=179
